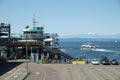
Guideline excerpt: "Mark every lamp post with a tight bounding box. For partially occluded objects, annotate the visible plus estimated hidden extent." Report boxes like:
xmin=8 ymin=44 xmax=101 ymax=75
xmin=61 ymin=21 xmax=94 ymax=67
xmin=25 ymin=26 xmax=29 ymax=74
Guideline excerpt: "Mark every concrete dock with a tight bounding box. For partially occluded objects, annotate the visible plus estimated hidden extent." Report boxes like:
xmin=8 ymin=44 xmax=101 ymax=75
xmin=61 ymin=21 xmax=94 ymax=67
xmin=0 ymin=60 xmax=30 ymax=80
xmin=25 ymin=63 xmax=120 ymax=80
xmin=1 ymin=60 xmax=120 ymax=80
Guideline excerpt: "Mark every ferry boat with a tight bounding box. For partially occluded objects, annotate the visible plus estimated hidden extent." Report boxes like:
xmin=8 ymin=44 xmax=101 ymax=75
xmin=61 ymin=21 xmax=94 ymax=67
xmin=81 ymin=43 xmax=98 ymax=50
xmin=21 ymin=17 xmax=59 ymax=47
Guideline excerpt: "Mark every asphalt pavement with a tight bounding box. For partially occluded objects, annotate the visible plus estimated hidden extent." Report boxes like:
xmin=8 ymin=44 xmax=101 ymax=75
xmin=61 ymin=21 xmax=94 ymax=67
xmin=25 ymin=63 xmax=120 ymax=80
xmin=0 ymin=61 xmax=23 ymax=76
xmin=1 ymin=60 xmax=120 ymax=80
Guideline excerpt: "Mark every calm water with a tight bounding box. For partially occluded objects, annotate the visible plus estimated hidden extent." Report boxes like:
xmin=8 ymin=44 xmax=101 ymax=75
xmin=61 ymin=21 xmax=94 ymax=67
xmin=59 ymin=38 xmax=120 ymax=61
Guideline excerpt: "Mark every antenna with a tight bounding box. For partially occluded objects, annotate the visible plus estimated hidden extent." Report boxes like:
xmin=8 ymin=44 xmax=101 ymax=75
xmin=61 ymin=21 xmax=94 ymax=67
xmin=33 ymin=14 xmax=38 ymax=28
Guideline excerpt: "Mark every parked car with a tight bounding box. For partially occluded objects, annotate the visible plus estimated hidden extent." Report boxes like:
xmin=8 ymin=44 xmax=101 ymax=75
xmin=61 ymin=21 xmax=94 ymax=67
xmin=100 ymin=57 xmax=110 ymax=65
xmin=91 ymin=59 xmax=100 ymax=65
xmin=110 ymin=59 xmax=119 ymax=65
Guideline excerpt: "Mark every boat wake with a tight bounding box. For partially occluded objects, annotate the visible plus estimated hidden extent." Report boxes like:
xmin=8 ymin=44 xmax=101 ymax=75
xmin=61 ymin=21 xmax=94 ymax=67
xmin=60 ymin=49 xmax=66 ymax=52
xmin=91 ymin=48 xmax=120 ymax=53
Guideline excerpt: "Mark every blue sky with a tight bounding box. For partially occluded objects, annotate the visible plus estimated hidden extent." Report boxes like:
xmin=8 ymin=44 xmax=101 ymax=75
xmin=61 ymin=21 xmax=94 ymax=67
xmin=0 ymin=0 xmax=120 ymax=36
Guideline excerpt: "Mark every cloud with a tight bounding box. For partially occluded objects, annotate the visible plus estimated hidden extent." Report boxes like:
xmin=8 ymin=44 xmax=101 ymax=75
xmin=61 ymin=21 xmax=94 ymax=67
xmin=87 ymin=32 xmax=95 ymax=35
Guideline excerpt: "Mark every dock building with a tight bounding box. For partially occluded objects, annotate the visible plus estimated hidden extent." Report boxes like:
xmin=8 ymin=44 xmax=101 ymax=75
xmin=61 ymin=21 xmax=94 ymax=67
xmin=0 ymin=21 xmax=73 ymax=63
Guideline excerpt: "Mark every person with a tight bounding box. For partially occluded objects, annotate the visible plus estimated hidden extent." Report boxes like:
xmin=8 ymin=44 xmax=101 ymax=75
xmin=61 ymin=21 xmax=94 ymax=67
xmin=14 ymin=56 xmax=16 ymax=61
xmin=57 ymin=54 xmax=61 ymax=63
xmin=54 ymin=54 xmax=58 ymax=63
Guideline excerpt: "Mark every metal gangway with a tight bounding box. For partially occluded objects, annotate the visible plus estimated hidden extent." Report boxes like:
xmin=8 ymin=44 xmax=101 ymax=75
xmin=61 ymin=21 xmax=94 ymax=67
xmin=33 ymin=42 xmax=74 ymax=60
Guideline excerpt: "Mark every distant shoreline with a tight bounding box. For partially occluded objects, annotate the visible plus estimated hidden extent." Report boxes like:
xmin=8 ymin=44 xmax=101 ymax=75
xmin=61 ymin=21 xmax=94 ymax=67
xmin=59 ymin=38 xmax=120 ymax=40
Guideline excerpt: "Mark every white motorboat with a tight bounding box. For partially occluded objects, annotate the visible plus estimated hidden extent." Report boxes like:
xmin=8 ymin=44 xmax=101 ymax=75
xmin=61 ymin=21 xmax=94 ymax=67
xmin=81 ymin=43 xmax=98 ymax=50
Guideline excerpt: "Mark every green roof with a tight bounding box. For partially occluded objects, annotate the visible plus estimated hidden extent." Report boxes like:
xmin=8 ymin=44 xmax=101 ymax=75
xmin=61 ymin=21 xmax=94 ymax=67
xmin=25 ymin=28 xmax=43 ymax=33
xmin=29 ymin=28 xmax=43 ymax=32
xmin=23 ymin=27 xmax=44 ymax=33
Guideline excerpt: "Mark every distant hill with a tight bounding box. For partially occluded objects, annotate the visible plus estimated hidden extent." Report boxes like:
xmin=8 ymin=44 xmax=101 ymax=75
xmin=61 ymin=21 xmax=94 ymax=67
xmin=59 ymin=34 xmax=120 ymax=39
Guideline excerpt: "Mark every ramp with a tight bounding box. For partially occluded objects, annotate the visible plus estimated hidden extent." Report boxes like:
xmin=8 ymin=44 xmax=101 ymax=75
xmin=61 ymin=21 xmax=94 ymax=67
xmin=37 ymin=42 xmax=74 ymax=60
xmin=7 ymin=41 xmax=74 ymax=60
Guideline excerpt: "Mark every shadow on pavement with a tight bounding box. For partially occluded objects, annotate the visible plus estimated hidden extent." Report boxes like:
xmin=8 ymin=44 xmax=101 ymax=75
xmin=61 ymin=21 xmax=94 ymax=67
xmin=0 ymin=62 xmax=23 ymax=76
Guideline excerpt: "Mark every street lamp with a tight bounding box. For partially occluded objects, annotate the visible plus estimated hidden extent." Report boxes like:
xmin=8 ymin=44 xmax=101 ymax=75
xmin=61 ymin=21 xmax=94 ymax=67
xmin=25 ymin=26 xmax=29 ymax=74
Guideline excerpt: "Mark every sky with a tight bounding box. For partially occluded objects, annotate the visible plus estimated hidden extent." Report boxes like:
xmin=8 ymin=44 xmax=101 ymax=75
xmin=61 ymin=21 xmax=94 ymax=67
xmin=0 ymin=0 xmax=120 ymax=36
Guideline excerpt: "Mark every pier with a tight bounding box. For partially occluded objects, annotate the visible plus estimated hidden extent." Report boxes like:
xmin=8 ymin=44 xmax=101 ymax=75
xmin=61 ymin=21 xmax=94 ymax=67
xmin=0 ymin=22 xmax=73 ymax=62
xmin=7 ymin=41 xmax=74 ymax=60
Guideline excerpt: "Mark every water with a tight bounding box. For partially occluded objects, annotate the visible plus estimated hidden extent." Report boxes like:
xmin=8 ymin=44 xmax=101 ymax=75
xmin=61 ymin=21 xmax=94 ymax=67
xmin=59 ymin=38 xmax=120 ymax=61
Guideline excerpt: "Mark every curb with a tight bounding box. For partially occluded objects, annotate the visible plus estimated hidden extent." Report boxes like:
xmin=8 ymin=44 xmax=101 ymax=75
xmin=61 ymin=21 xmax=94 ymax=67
xmin=3 ymin=68 xmax=30 ymax=80
xmin=17 ymin=70 xmax=31 ymax=80
xmin=23 ymin=71 xmax=31 ymax=80
xmin=12 ymin=69 xmax=31 ymax=80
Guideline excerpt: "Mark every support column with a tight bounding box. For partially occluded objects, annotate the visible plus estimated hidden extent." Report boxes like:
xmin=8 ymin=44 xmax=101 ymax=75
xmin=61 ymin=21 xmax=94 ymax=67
xmin=39 ymin=47 xmax=43 ymax=60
